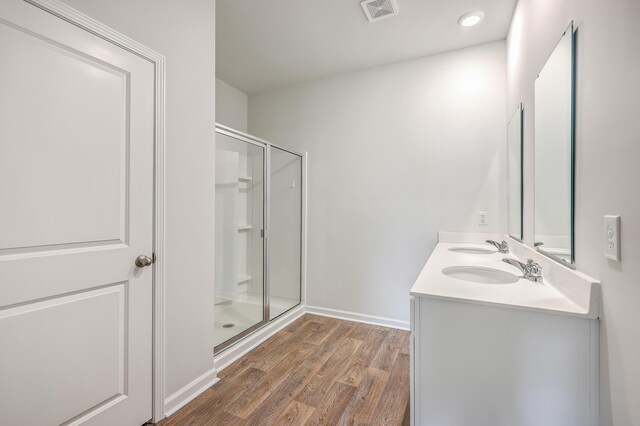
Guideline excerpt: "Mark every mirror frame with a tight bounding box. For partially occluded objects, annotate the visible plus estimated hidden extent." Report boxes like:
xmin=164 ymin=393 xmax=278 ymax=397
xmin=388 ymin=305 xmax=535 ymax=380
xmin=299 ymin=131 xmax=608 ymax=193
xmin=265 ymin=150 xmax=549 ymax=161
xmin=507 ymin=104 xmax=524 ymax=242
xmin=533 ymin=21 xmax=576 ymax=267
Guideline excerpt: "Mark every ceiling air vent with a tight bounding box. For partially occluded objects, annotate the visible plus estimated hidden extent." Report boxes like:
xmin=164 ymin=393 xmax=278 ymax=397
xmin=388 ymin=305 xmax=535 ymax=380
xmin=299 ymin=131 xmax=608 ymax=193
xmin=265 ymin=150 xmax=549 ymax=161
xmin=360 ymin=0 xmax=398 ymax=23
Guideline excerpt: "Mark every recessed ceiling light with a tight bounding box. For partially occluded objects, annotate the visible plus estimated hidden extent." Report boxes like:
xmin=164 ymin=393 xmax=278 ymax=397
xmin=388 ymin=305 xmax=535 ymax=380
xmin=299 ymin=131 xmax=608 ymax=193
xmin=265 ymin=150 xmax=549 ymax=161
xmin=458 ymin=11 xmax=485 ymax=27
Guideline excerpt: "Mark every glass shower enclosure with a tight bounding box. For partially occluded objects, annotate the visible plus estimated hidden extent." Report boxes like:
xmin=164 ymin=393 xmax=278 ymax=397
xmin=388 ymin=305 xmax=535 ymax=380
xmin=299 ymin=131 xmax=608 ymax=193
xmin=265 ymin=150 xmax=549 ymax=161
xmin=214 ymin=125 xmax=303 ymax=352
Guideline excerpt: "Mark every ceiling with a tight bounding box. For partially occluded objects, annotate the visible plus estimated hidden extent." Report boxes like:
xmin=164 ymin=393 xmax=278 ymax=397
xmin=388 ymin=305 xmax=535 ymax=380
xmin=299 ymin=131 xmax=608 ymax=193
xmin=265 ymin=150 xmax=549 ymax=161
xmin=216 ymin=0 xmax=517 ymax=95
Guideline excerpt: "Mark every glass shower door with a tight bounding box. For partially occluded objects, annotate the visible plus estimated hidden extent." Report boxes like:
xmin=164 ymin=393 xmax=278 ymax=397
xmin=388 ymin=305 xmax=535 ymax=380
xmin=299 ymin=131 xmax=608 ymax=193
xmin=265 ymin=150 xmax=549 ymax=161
xmin=214 ymin=132 xmax=265 ymax=351
xmin=268 ymin=147 xmax=302 ymax=320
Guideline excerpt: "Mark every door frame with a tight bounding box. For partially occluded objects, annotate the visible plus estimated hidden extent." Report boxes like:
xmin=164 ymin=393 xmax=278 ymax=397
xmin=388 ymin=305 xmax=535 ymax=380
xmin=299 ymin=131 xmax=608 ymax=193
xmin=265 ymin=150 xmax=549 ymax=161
xmin=22 ymin=0 xmax=167 ymax=422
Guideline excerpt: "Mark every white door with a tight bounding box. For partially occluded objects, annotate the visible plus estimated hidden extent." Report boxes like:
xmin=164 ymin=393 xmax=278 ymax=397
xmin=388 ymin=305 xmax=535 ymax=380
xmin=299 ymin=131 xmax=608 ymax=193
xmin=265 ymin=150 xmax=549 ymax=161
xmin=0 ymin=1 xmax=155 ymax=425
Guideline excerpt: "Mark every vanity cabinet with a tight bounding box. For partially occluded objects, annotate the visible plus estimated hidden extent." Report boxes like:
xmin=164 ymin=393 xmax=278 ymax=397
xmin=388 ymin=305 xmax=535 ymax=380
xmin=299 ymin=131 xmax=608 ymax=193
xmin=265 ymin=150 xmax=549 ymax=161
xmin=409 ymin=295 xmax=599 ymax=426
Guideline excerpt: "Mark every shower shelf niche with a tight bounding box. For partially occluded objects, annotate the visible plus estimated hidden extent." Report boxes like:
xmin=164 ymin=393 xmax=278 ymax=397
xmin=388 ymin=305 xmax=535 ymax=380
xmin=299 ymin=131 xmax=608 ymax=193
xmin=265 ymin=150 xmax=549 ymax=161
xmin=237 ymin=275 xmax=252 ymax=284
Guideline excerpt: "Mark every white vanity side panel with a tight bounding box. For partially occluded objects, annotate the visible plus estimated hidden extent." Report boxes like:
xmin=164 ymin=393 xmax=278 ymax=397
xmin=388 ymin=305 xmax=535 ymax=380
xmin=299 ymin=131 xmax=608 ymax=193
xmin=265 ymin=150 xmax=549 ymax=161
xmin=410 ymin=296 xmax=417 ymax=426
xmin=589 ymin=318 xmax=600 ymax=426
xmin=415 ymin=297 xmax=596 ymax=426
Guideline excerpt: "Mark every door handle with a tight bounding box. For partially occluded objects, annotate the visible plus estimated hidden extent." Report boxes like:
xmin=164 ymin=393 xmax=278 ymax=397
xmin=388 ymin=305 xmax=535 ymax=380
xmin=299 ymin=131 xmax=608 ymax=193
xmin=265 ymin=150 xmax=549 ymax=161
xmin=135 ymin=255 xmax=153 ymax=268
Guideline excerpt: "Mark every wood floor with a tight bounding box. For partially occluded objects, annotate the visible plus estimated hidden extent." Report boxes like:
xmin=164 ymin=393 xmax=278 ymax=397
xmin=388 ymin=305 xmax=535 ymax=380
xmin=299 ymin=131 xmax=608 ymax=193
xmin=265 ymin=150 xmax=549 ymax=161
xmin=159 ymin=314 xmax=411 ymax=425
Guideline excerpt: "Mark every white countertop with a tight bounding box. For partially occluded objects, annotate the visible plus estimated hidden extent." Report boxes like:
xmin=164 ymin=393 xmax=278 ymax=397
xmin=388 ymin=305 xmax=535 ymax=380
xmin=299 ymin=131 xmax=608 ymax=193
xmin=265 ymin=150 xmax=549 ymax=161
xmin=410 ymin=234 xmax=600 ymax=319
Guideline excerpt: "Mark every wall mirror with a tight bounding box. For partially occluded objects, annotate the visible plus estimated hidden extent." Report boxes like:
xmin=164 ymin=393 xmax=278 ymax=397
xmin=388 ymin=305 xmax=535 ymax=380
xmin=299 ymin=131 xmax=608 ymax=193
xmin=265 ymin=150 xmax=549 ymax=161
xmin=507 ymin=104 xmax=523 ymax=241
xmin=534 ymin=21 xmax=575 ymax=265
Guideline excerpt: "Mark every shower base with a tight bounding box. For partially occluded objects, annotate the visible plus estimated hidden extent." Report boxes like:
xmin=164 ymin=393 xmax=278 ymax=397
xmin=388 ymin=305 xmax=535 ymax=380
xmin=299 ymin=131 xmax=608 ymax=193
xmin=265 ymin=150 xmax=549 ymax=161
xmin=213 ymin=293 xmax=300 ymax=348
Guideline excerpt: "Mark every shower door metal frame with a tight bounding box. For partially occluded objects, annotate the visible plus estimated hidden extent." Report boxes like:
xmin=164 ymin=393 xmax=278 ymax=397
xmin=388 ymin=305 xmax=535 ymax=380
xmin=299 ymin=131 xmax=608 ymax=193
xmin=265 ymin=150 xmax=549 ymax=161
xmin=214 ymin=124 xmax=305 ymax=354
xmin=213 ymin=127 xmax=267 ymax=354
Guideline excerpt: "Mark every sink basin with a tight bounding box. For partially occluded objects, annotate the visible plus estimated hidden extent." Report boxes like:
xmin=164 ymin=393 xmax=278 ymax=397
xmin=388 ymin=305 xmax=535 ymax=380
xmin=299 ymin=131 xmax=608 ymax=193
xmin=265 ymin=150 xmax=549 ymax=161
xmin=448 ymin=247 xmax=496 ymax=255
xmin=442 ymin=266 xmax=519 ymax=284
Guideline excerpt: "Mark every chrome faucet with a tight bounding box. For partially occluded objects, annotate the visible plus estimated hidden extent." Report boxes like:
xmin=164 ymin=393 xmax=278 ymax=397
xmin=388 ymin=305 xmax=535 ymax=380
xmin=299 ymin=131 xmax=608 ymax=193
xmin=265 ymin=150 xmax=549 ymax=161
xmin=502 ymin=258 xmax=543 ymax=283
xmin=486 ymin=240 xmax=509 ymax=254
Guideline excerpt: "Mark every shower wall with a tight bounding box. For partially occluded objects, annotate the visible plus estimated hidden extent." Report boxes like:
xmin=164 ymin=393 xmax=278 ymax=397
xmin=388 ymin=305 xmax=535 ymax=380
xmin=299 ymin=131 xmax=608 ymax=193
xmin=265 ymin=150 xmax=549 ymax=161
xmin=214 ymin=136 xmax=263 ymax=302
xmin=214 ymin=132 xmax=265 ymax=349
xmin=214 ymin=138 xmax=240 ymax=302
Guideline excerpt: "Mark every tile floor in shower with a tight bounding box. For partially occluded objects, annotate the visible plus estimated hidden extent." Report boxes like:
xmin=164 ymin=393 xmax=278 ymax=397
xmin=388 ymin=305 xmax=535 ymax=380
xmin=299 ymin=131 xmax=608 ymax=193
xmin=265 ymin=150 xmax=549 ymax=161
xmin=214 ymin=293 xmax=300 ymax=348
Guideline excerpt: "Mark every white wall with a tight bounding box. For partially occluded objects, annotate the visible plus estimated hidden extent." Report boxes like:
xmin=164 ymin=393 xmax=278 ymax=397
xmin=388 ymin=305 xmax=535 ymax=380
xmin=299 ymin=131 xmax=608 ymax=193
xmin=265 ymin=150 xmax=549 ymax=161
xmin=216 ymin=78 xmax=248 ymax=132
xmin=249 ymin=41 xmax=507 ymax=324
xmin=61 ymin=0 xmax=216 ymax=403
xmin=507 ymin=0 xmax=640 ymax=424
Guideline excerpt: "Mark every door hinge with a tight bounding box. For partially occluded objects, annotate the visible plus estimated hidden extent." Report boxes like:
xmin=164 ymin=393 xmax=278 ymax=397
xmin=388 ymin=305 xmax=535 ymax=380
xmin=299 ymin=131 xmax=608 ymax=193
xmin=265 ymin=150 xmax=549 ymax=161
xmin=260 ymin=229 xmax=264 ymax=238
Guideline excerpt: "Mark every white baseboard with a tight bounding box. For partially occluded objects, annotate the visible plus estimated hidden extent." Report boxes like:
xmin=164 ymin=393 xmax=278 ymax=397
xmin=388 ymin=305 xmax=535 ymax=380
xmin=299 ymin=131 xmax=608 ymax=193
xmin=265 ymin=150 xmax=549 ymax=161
xmin=305 ymin=305 xmax=409 ymax=330
xmin=213 ymin=304 xmax=305 ymax=372
xmin=163 ymin=367 xmax=219 ymax=417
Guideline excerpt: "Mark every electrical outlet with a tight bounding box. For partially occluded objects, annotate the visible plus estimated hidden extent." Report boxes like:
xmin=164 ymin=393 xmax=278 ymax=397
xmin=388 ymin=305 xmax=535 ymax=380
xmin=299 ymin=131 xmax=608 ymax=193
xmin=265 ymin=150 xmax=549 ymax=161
xmin=604 ymin=215 xmax=621 ymax=261
xmin=479 ymin=211 xmax=488 ymax=226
